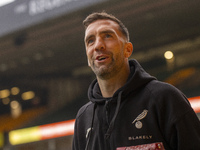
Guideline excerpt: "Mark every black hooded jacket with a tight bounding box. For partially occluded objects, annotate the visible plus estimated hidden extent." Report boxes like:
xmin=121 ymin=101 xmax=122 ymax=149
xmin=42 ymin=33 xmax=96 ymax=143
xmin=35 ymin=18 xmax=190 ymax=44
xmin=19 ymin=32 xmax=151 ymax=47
xmin=73 ymin=59 xmax=200 ymax=150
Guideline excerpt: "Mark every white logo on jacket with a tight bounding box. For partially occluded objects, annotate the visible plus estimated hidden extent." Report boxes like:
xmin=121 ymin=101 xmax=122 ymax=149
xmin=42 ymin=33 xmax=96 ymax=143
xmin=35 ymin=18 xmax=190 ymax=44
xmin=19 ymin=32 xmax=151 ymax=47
xmin=86 ymin=128 xmax=92 ymax=138
xmin=132 ymin=109 xmax=148 ymax=129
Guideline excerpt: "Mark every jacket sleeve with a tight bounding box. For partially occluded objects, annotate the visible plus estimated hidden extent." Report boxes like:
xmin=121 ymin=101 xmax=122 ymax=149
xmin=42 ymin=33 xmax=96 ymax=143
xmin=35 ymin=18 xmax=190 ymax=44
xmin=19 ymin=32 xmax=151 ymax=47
xmin=163 ymin=96 xmax=200 ymax=149
xmin=72 ymin=102 xmax=91 ymax=150
xmin=174 ymin=110 xmax=200 ymax=149
xmin=153 ymin=81 xmax=200 ymax=149
xmin=72 ymin=119 xmax=78 ymax=150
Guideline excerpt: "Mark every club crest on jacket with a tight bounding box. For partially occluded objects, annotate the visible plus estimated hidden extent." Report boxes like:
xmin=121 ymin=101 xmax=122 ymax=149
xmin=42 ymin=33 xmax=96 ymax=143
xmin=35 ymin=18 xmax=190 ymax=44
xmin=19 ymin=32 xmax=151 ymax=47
xmin=132 ymin=109 xmax=148 ymax=129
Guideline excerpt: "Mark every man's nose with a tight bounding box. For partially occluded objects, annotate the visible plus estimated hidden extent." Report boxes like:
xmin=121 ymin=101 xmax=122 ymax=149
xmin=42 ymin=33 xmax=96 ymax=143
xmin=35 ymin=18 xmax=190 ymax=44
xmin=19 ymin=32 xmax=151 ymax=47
xmin=94 ymin=37 xmax=105 ymax=51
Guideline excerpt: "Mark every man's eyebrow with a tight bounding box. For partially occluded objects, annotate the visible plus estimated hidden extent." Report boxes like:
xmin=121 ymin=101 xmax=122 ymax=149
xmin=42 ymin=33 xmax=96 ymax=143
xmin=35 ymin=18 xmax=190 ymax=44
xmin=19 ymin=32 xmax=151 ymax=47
xmin=85 ymin=29 xmax=115 ymax=42
xmin=100 ymin=29 xmax=115 ymax=35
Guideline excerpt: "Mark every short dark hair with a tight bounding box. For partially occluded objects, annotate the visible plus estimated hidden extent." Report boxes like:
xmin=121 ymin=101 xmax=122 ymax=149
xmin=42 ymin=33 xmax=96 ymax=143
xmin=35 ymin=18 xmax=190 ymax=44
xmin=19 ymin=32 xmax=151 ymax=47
xmin=83 ymin=12 xmax=130 ymax=41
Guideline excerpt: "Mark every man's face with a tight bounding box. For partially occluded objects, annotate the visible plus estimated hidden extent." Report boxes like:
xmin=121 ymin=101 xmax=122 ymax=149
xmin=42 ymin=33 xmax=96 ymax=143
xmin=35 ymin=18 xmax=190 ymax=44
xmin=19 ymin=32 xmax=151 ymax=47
xmin=84 ymin=19 xmax=129 ymax=79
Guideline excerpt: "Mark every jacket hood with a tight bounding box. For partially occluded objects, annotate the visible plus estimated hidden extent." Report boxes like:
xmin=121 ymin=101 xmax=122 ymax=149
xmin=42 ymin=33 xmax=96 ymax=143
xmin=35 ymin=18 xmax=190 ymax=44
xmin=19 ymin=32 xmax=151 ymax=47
xmin=88 ymin=59 xmax=156 ymax=104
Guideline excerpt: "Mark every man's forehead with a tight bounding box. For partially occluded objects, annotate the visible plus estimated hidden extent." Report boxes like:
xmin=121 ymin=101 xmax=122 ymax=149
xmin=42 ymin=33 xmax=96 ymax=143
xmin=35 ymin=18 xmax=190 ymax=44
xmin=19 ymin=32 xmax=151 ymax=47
xmin=85 ymin=19 xmax=119 ymax=36
xmin=90 ymin=19 xmax=117 ymax=25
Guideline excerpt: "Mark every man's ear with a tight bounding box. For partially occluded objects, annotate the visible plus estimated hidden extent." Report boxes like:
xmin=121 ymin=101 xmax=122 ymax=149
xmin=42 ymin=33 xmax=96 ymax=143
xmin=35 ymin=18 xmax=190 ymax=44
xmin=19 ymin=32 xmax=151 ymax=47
xmin=88 ymin=59 xmax=91 ymax=67
xmin=124 ymin=42 xmax=133 ymax=58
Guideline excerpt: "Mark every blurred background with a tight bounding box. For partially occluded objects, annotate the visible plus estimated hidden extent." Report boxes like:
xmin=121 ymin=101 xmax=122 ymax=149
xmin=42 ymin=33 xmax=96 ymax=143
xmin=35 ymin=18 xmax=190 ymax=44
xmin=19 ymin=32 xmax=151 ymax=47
xmin=0 ymin=0 xmax=200 ymax=149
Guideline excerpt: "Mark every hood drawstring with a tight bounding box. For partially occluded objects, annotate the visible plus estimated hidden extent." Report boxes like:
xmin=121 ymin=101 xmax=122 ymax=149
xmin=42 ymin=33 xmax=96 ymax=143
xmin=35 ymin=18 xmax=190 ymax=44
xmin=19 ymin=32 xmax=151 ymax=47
xmin=85 ymin=103 xmax=97 ymax=150
xmin=105 ymin=91 xmax=123 ymax=139
xmin=85 ymin=91 xmax=122 ymax=149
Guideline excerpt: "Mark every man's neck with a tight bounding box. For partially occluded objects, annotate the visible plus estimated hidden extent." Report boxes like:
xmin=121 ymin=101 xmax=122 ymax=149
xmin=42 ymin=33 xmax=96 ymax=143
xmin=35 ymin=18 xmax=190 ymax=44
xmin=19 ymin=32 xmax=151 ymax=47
xmin=97 ymin=67 xmax=130 ymax=98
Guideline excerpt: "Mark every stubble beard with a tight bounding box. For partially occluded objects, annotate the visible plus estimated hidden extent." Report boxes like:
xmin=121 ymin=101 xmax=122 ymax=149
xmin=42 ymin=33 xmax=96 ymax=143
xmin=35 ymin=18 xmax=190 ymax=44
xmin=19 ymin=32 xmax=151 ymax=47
xmin=91 ymin=57 xmax=123 ymax=80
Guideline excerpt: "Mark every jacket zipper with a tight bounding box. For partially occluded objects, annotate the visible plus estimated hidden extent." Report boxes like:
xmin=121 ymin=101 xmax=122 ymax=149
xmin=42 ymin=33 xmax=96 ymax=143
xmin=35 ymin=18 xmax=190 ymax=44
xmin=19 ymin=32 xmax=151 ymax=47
xmin=105 ymin=100 xmax=110 ymax=124
xmin=105 ymin=100 xmax=111 ymax=150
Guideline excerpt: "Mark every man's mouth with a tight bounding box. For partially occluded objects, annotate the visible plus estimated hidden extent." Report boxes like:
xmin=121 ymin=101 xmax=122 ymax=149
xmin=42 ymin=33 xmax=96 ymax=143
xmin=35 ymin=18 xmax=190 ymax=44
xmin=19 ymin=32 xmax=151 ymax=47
xmin=97 ymin=56 xmax=106 ymax=61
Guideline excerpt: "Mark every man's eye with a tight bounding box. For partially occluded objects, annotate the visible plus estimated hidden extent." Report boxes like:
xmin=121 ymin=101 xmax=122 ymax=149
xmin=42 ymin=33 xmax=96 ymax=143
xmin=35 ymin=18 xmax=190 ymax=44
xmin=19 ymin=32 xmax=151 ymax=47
xmin=87 ymin=39 xmax=94 ymax=44
xmin=105 ymin=34 xmax=112 ymax=38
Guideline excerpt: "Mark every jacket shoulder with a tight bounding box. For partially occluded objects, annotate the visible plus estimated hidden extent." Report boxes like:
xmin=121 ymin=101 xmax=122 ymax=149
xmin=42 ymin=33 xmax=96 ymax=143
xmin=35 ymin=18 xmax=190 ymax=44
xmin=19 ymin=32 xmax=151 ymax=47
xmin=146 ymin=80 xmax=193 ymax=121
xmin=147 ymin=80 xmax=186 ymax=99
xmin=75 ymin=101 xmax=94 ymax=119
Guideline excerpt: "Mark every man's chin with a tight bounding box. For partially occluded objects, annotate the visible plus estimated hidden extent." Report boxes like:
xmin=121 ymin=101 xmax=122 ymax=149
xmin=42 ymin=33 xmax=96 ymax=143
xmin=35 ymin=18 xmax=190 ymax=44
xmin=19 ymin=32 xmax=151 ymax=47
xmin=94 ymin=69 xmax=113 ymax=79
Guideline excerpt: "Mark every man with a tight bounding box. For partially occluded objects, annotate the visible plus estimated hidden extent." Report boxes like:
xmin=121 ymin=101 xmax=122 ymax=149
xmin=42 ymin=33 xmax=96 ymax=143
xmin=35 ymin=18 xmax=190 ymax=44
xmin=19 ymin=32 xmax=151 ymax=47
xmin=72 ymin=12 xmax=200 ymax=150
